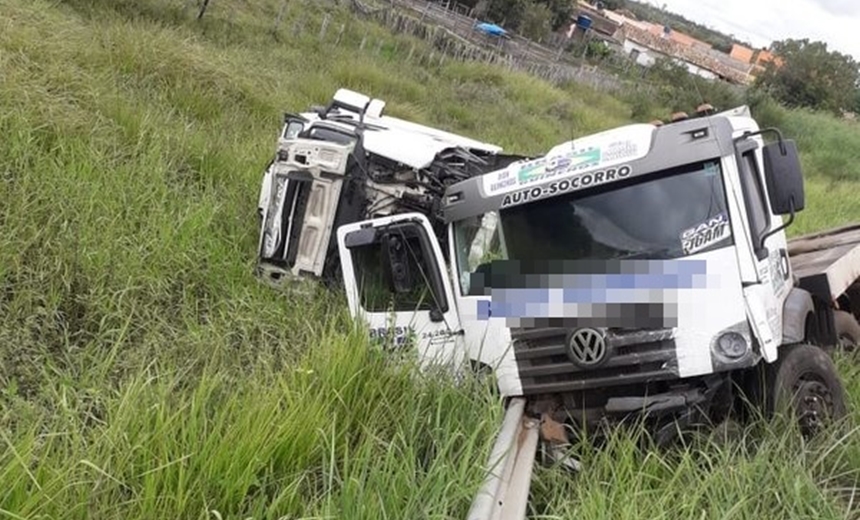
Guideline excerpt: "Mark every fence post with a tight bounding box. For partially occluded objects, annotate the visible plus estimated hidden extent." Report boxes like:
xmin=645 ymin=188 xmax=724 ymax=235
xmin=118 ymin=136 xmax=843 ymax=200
xmin=335 ymin=23 xmax=346 ymax=45
xmin=197 ymin=0 xmax=211 ymax=20
xmin=319 ymin=14 xmax=330 ymax=41
xmin=291 ymin=13 xmax=304 ymax=36
xmin=272 ymin=0 xmax=288 ymax=35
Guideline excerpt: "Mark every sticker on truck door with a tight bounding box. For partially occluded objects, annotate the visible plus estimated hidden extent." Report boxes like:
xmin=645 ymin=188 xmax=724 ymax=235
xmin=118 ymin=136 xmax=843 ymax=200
xmin=680 ymin=213 xmax=731 ymax=255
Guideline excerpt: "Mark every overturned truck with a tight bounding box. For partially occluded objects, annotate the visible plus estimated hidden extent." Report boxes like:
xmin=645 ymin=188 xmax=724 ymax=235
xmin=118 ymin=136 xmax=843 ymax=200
xmin=256 ymin=89 xmax=525 ymax=286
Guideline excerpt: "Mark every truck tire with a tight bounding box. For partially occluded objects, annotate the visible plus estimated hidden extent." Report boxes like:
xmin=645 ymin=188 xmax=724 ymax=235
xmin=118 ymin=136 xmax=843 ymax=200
xmin=834 ymin=310 xmax=860 ymax=350
xmin=768 ymin=343 xmax=847 ymax=437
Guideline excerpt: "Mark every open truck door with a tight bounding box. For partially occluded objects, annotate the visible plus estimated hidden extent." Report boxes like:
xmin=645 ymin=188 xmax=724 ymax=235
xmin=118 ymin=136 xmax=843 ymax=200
xmin=336 ymin=213 xmax=466 ymax=371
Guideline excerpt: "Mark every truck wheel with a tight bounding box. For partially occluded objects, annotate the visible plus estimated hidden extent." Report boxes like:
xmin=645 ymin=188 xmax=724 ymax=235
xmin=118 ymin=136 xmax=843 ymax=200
xmin=834 ymin=310 xmax=860 ymax=350
xmin=769 ymin=343 xmax=847 ymax=437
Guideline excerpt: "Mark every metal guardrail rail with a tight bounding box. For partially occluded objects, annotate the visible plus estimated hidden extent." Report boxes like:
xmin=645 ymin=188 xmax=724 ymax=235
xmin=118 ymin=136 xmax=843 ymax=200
xmin=467 ymin=398 xmax=540 ymax=520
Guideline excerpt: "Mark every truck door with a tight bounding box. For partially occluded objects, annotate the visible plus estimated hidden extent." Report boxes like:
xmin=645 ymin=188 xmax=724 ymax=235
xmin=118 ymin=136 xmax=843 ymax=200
xmin=733 ymin=137 xmax=791 ymax=361
xmin=336 ymin=213 xmax=466 ymax=371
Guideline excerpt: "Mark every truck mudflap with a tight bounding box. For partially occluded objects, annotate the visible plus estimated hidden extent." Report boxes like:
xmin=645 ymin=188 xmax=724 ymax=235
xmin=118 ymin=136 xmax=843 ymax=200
xmin=257 ymin=139 xmax=355 ymax=286
xmin=468 ymin=398 xmax=540 ymax=520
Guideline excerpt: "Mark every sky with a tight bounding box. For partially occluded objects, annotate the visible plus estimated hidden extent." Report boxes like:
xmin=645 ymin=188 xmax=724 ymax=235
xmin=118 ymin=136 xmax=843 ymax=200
xmin=643 ymin=0 xmax=860 ymax=60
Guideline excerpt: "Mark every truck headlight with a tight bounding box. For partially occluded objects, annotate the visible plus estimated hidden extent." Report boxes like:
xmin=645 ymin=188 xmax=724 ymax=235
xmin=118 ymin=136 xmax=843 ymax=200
xmin=714 ymin=331 xmax=748 ymax=359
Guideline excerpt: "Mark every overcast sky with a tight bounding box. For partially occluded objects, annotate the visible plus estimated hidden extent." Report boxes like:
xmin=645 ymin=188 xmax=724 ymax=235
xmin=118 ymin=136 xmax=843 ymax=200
xmin=643 ymin=0 xmax=860 ymax=60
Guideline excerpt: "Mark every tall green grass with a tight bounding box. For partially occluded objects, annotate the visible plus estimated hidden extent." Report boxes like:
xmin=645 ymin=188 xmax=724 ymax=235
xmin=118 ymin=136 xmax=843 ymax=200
xmin=2 ymin=0 xmax=860 ymax=518
xmin=748 ymin=94 xmax=860 ymax=236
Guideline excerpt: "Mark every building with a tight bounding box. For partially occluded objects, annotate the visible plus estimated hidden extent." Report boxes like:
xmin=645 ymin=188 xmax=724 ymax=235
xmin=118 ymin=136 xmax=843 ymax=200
xmin=646 ymin=24 xmax=712 ymax=52
xmin=615 ymin=23 xmax=751 ymax=84
xmin=729 ymin=44 xmax=783 ymax=78
xmin=565 ymin=1 xmax=762 ymax=85
xmin=730 ymin=43 xmax=755 ymax=64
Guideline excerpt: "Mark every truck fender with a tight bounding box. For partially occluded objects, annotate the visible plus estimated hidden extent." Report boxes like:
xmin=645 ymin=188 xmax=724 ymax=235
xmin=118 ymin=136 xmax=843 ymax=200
xmin=782 ymin=287 xmax=814 ymax=345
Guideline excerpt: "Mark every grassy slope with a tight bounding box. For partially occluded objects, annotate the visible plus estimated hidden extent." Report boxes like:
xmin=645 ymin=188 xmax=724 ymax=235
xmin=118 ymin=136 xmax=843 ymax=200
xmin=1 ymin=0 xmax=859 ymax=518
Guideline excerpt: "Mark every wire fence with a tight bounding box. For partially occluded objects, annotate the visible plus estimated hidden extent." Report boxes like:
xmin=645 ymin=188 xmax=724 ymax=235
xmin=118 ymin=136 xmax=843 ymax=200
xmin=192 ymin=0 xmax=744 ymax=105
xmin=259 ymin=0 xmax=657 ymax=98
xmin=378 ymin=0 xmax=647 ymax=93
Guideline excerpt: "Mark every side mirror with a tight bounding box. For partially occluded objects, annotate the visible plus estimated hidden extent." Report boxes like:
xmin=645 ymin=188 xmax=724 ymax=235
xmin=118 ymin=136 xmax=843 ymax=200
xmin=344 ymin=227 xmax=377 ymax=248
xmin=762 ymin=139 xmax=805 ymax=215
xmin=344 ymin=228 xmax=416 ymax=294
xmin=382 ymin=233 xmax=415 ymax=294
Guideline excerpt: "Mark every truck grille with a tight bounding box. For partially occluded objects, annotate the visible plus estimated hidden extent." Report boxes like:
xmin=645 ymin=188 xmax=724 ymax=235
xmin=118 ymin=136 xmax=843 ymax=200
xmin=513 ymin=328 xmax=679 ymax=394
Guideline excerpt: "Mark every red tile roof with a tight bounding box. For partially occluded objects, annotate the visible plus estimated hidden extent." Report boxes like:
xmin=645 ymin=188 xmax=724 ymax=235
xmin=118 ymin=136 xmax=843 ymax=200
xmin=617 ymin=24 xmax=752 ymax=84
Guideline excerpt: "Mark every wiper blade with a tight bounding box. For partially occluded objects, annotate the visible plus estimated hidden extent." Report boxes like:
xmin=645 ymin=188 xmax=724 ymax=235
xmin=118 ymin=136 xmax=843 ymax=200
xmin=613 ymin=248 xmax=676 ymax=260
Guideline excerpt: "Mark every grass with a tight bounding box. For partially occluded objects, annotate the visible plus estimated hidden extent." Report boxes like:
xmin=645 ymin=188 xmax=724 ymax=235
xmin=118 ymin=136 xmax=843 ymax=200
xmin=2 ymin=0 xmax=860 ymax=518
xmin=747 ymin=94 xmax=860 ymax=236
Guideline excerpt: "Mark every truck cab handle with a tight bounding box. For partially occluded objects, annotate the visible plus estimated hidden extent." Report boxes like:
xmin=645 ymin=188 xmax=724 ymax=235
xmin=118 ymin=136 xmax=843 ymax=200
xmin=779 ymin=248 xmax=790 ymax=281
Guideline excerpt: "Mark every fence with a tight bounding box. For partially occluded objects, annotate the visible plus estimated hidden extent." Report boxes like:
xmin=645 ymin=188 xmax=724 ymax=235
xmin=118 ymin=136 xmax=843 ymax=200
xmin=383 ymin=0 xmax=640 ymax=92
xmin=261 ymin=0 xmax=661 ymax=97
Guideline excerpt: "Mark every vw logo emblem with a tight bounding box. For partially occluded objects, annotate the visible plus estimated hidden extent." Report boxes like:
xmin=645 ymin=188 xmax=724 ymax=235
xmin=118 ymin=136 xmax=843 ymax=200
xmin=567 ymin=328 xmax=608 ymax=368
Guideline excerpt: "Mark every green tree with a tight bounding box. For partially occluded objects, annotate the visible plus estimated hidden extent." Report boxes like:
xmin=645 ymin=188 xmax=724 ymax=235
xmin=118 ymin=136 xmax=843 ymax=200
xmin=597 ymin=0 xmax=627 ymax=10
xmin=519 ymin=2 xmax=552 ymax=40
xmin=463 ymin=0 xmax=572 ymax=33
xmin=639 ymin=58 xmax=740 ymax=114
xmin=483 ymin=0 xmax=527 ymax=28
xmin=754 ymin=38 xmax=860 ymax=114
xmin=537 ymin=0 xmax=573 ymax=31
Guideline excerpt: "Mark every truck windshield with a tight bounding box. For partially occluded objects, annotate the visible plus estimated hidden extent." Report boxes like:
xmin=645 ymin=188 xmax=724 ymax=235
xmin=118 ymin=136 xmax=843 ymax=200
xmin=454 ymin=160 xmax=731 ymax=294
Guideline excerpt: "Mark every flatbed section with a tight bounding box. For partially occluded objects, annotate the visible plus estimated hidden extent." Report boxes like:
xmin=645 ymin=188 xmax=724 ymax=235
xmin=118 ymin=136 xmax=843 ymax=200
xmin=788 ymin=223 xmax=860 ymax=302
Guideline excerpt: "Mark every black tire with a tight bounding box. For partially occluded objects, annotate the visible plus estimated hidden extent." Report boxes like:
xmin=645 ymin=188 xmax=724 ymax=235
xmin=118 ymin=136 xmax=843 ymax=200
xmin=768 ymin=343 xmax=847 ymax=437
xmin=834 ymin=310 xmax=860 ymax=350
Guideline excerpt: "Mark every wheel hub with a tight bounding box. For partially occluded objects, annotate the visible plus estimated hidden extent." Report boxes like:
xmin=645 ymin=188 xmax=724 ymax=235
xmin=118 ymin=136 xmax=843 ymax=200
xmin=793 ymin=377 xmax=834 ymax=436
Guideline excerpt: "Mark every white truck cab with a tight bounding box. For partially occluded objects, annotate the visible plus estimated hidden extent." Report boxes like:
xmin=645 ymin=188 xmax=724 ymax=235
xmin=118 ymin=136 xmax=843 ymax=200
xmin=332 ymin=105 xmax=847 ymax=441
xmin=257 ymin=91 xmax=860 ymax=518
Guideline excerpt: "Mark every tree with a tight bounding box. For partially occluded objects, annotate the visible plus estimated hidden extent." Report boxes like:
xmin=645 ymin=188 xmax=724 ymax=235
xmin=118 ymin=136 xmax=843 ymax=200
xmin=519 ymin=3 xmax=552 ymax=40
xmin=597 ymin=0 xmax=627 ymax=10
xmin=536 ymin=0 xmax=573 ymax=31
xmin=754 ymin=38 xmax=860 ymax=114
xmin=483 ymin=0 xmax=527 ymax=29
xmin=461 ymin=0 xmax=571 ymax=33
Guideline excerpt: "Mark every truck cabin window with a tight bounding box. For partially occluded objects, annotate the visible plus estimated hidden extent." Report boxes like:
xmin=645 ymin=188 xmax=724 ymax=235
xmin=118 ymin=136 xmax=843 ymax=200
xmin=738 ymin=150 xmax=770 ymax=251
xmin=350 ymin=225 xmax=444 ymax=313
xmin=283 ymin=119 xmax=305 ymax=139
xmin=304 ymin=126 xmax=355 ymax=145
xmin=454 ymin=160 xmax=732 ymax=294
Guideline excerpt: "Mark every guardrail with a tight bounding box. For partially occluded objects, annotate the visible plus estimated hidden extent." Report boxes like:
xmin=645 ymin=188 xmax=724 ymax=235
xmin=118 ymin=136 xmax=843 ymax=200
xmin=467 ymin=398 xmax=540 ymax=520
